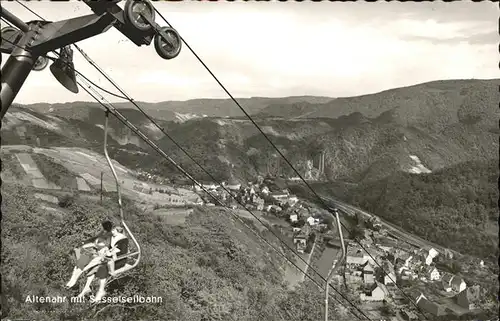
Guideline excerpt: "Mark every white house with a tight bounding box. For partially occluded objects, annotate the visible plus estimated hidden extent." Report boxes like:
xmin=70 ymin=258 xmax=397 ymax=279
xmin=360 ymin=282 xmax=388 ymax=301
xmin=253 ymin=197 xmax=264 ymax=211
xmin=400 ymin=270 xmax=418 ymax=281
xmin=425 ymin=248 xmax=439 ymax=265
xmin=270 ymin=192 xmax=289 ymax=203
xmin=346 ymin=254 xmax=366 ymax=267
xmin=289 ymin=214 xmax=298 ymax=223
xmin=203 ymin=183 xmax=218 ymax=190
xmin=293 ymin=225 xmax=310 ymax=254
xmin=307 ymin=217 xmax=320 ymax=226
xmin=288 ymin=196 xmax=299 ymax=206
xmin=266 ymin=205 xmax=282 ymax=213
xmin=451 ymin=276 xmax=467 ymax=292
xmin=426 ymin=266 xmax=440 ymax=281
xmin=395 ymin=250 xmax=413 ymax=268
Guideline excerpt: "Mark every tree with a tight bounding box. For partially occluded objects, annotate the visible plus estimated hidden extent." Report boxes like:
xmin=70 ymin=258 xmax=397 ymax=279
xmin=380 ymin=302 xmax=395 ymax=317
xmin=450 ymin=260 xmax=462 ymax=274
xmin=350 ymin=225 xmax=365 ymax=241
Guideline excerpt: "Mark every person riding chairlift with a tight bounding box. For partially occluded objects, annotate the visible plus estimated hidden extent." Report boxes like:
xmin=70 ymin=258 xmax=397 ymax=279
xmin=65 ymin=220 xmax=113 ymax=289
xmin=78 ymin=227 xmax=127 ymax=275
xmin=76 ymin=226 xmax=129 ymax=301
xmin=106 ymin=226 xmax=128 ymax=277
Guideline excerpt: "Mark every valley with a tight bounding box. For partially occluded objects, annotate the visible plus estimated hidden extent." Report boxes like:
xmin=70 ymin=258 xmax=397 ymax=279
xmin=1 ymin=78 xmax=498 ymax=321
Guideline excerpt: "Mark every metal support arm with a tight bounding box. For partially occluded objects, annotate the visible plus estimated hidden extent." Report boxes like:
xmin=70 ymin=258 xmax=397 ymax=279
xmin=0 ymin=2 xmax=156 ymax=120
xmin=83 ymin=0 xmax=154 ymax=46
xmin=0 ymin=13 xmax=116 ymax=118
xmin=29 ymin=14 xmax=117 ymax=55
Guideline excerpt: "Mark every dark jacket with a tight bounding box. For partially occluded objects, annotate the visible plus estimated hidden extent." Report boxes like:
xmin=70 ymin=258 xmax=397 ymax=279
xmin=114 ymin=238 xmax=129 ymax=269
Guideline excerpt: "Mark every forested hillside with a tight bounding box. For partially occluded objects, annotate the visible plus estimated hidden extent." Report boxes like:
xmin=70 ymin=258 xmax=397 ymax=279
xmin=1 ymin=184 xmax=353 ymax=321
xmin=8 ymin=79 xmax=499 ymax=185
xmin=258 ymin=79 xmax=499 ymax=131
xmin=316 ymin=159 xmax=498 ymax=263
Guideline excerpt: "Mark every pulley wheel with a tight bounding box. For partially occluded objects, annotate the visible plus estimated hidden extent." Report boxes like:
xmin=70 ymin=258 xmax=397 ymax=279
xmin=124 ymin=0 xmax=155 ymax=32
xmin=33 ymin=56 xmax=49 ymax=71
xmin=154 ymin=27 xmax=182 ymax=60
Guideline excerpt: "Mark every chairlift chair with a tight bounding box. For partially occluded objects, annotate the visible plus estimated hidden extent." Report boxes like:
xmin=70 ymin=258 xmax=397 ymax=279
xmin=102 ymin=110 xmax=141 ymax=284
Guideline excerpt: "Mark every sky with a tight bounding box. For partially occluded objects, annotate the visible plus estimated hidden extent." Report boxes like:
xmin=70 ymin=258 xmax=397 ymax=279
xmin=1 ymin=0 xmax=498 ymax=104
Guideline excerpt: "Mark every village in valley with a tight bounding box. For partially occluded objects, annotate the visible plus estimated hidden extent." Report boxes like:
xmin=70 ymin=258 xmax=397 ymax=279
xmin=134 ymin=171 xmax=494 ymax=321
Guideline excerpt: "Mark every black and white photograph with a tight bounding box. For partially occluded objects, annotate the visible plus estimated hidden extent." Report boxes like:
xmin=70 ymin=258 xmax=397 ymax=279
xmin=0 ymin=1 xmax=498 ymax=320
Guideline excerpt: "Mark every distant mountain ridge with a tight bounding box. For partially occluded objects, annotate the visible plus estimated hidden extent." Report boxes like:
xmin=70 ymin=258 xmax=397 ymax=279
xmin=20 ymin=95 xmax=334 ymax=121
xmin=4 ymin=78 xmax=498 ymax=184
xmin=257 ymin=79 xmax=499 ymax=130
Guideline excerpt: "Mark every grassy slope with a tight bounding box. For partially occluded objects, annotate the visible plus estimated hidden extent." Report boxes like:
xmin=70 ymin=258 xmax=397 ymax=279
xmin=1 ymin=184 xmax=356 ymax=321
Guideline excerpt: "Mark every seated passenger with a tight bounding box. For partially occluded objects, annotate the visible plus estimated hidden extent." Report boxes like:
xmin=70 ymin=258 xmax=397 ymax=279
xmin=81 ymin=237 xmax=111 ymax=273
xmin=106 ymin=226 xmax=129 ymax=277
xmin=77 ymin=226 xmax=129 ymax=301
xmin=65 ymin=220 xmax=113 ymax=289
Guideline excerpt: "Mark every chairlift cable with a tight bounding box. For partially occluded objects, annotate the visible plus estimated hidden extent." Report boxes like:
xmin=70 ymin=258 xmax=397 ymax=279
xmin=13 ymin=3 xmax=372 ymax=319
xmin=0 ymin=35 xmax=126 ymax=100
xmin=1 ymin=34 xmax=361 ymax=317
xmin=77 ymin=75 xmax=368 ymax=321
xmin=1 ymin=35 xmax=369 ymax=321
xmin=74 ymin=52 xmax=374 ymax=318
xmin=1 ymin=17 xmax=14 ymax=27
xmin=12 ymin=4 xmax=371 ymax=318
xmin=153 ymin=8 xmax=429 ymax=320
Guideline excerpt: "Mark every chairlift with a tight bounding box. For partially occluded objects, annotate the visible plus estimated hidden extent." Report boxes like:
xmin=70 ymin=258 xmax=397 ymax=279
xmin=102 ymin=110 xmax=141 ymax=284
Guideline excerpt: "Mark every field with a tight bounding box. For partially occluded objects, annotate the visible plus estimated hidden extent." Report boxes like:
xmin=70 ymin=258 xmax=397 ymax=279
xmin=1 ymin=145 xmax=201 ymax=208
xmin=152 ymin=208 xmax=194 ymax=226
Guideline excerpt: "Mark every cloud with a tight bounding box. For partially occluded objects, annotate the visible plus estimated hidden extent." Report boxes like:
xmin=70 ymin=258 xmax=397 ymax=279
xmin=401 ymin=31 xmax=498 ymax=45
xmin=393 ymin=16 xmax=496 ymax=45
